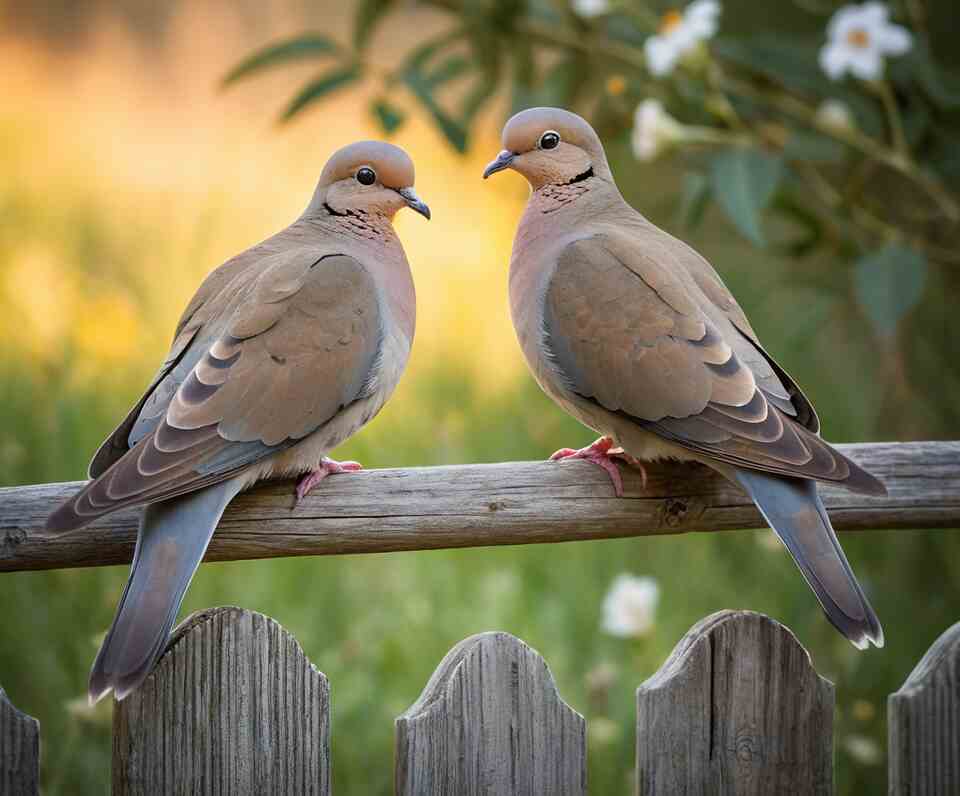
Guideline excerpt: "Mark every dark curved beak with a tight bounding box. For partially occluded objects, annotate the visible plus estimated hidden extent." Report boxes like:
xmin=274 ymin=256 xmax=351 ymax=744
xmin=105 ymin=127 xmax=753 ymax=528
xmin=397 ymin=187 xmax=431 ymax=220
xmin=483 ymin=150 xmax=515 ymax=179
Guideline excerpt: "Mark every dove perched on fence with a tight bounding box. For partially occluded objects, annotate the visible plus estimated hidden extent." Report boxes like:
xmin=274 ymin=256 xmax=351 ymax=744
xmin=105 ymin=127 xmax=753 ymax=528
xmin=48 ymin=141 xmax=429 ymax=702
xmin=484 ymin=107 xmax=885 ymax=650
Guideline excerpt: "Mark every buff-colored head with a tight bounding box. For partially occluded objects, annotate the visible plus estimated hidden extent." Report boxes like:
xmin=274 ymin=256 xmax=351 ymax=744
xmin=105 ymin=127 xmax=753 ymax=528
xmin=311 ymin=141 xmax=430 ymax=220
xmin=483 ymin=107 xmax=611 ymax=189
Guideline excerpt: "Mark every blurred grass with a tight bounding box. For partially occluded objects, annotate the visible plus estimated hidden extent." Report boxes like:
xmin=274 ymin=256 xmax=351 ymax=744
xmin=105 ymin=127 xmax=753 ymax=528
xmin=0 ymin=5 xmax=958 ymax=794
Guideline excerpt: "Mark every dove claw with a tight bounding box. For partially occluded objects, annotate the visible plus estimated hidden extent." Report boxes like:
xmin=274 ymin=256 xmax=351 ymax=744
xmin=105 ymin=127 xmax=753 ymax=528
xmin=295 ymin=457 xmax=363 ymax=505
xmin=550 ymin=437 xmax=645 ymax=497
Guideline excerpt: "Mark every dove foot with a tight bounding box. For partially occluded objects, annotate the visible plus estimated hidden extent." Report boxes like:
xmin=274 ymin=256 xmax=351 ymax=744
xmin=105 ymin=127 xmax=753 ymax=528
xmin=295 ymin=457 xmax=363 ymax=505
xmin=549 ymin=437 xmax=647 ymax=497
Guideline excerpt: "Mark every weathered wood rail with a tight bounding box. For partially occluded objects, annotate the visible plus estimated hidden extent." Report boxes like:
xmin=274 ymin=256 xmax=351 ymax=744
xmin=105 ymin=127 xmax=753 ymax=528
xmin=3 ymin=608 xmax=959 ymax=794
xmin=2 ymin=440 xmax=958 ymax=572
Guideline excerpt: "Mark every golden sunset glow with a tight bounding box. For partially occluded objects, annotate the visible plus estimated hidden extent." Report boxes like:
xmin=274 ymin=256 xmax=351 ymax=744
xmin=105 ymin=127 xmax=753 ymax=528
xmin=0 ymin=6 xmax=529 ymax=397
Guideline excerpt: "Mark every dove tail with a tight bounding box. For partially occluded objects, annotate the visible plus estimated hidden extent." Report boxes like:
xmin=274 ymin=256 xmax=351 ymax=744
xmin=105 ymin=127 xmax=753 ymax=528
xmin=733 ymin=468 xmax=884 ymax=650
xmin=88 ymin=478 xmax=242 ymax=703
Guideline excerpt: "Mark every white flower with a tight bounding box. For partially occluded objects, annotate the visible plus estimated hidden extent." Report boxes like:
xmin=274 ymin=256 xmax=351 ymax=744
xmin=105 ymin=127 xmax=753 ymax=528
xmin=815 ymin=99 xmax=856 ymax=132
xmin=571 ymin=0 xmax=609 ymax=18
xmin=631 ymin=99 xmax=686 ymax=161
xmin=644 ymin=0 xmax=721 ymax=77
xmin=820 ymin=3 xmax=912 ymax=81
xmin=844 ymin=734 xmax=882 ymax=766
xmin=602 ymin=574 xmax=660 ymax=637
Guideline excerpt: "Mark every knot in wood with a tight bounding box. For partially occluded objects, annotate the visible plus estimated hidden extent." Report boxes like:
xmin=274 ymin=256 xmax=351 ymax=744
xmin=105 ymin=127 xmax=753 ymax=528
xmin=1 ymin=526 xmax=27 ymax=555
xmin=660 ymin=498 xmax=689 ymax=528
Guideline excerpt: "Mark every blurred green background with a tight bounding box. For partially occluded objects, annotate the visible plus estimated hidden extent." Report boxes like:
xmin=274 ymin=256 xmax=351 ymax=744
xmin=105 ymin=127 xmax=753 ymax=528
xmin=1 ymin=1 xmax=958 ymax=793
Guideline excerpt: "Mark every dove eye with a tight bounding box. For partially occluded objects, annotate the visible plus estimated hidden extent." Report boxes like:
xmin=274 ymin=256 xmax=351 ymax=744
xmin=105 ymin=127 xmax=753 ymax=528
xmin=356 ymin=167 xmax=377 ymax=186
xmin=539 ymin=131 xmax=561 ymax=150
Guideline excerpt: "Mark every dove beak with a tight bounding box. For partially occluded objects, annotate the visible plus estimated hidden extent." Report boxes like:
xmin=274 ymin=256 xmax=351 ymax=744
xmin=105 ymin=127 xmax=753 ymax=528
xmin=483 ymin=150 xmax=516 ymax=179
xmin=397 ymin=187 xmax=431 ymax=220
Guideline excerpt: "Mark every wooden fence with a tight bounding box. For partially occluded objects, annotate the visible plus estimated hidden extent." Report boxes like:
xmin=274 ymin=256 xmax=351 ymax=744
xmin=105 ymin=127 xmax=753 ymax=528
xmin=2 ymin=608 xmax=958 ymax=794
xmin=1 ymin=441 xmax=958 ymax=793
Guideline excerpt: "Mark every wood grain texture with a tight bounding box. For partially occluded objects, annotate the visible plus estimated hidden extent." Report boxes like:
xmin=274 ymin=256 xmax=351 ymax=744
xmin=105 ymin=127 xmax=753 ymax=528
xmin=395 ymin=632 xmax=586 ymax=795
xmin=635 ymin=610 xmax=834 ymax=795
xmin=2 ymin=441 xmax=957 ymax=572
xmin=0 ymin=687 xmax=39 ymax=796
xmin=888 ymin=620 xmax=960 ymax=795
xmin=112 ymin=606 xmax=329 ymax=796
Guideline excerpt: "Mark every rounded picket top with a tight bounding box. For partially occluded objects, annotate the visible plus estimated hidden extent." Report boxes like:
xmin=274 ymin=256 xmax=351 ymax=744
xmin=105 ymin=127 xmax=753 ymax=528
xmin=113 ymin=606 xmax=330 ymax=795
xmin=396 ymin=631 xmax=586 ymax=796
xmin=0 ymin=686 xmax=40 ymax=796
xmin=636 ymin=610 xmax=834 ymax=796
xmin=888 ymin=620 xmax=960 ymax=795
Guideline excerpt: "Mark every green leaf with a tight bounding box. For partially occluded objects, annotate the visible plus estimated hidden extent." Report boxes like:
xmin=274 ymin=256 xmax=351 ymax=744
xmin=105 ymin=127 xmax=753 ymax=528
xmin=461 ymin=73 xmax=499 ymax=125
xmin=404 ymin=30 xmax=465 ymax=74
xmin=425 ymin=54 xmax=472 ymax=88
xmin=354 ymin=0 xmax=394 ymax=50
xmin=280 ymin=66 xmax=361 ymax=122
xmin=854 ymin=244 xmax=928 ymax=338
xmin=678 ymin=173 xmax=712 ymax=230
xmin=399 ymin=30 xmax=471 ymax=152
xmin=783 ymin=130 xmax=846 ymax=163
xmin=771 ymin=196 xmax=824 ymax=258
xmin=402 ymin=70 xmax=468 ymax=152
xmin=710 ymin=149 xmax=784 ymax=246
xmin=372 ymin=99 xmax=405 ymax=134
xmin=713 ymin=36 xmax=884 ymax=136
xmin=222 ymin=34 xmax=339 ymax=88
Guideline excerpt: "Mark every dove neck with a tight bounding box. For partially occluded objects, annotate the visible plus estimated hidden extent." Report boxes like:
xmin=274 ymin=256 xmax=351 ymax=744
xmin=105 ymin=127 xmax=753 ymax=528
xmin=522 ymin=173 xmax=625 ymax=227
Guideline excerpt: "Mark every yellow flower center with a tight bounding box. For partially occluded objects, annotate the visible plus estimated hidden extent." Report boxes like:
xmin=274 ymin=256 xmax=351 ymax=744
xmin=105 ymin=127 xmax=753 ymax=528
xmin=846 ymin=28 xmax=871 ymax=49
xmin=659 ymin=9 xmax=684 ymax=34
xmin=606 ymin=75 xmax=627 ymax=96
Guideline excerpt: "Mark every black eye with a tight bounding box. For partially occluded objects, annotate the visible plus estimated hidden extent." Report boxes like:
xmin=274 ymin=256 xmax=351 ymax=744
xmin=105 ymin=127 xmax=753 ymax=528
xmin=539 ymin=131 xmax=560 ymax=150
xmin=356 ymin=166 xmax=377 ymax=186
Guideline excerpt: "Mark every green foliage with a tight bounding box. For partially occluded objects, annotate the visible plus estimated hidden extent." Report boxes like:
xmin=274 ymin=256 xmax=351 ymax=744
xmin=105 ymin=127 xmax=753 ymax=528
xmin=678 ymin=171 xmax=711 ymax=230
xmin=221 ymin=0 xmax=958 ymax=345
xmin=354 ymin=0 xmax=396 ymax=51
xmin=279 ymin=65 xmax=362 ymax=122
xmin=854 ymin=244 xmax=928 ymax=338
xmin=371 ymin=97 xmax=405 ymax=133
xmin=220 ymin=33 xmax=340 ymax=88
xmin=710 ymin=149 xmax=783 ymax=245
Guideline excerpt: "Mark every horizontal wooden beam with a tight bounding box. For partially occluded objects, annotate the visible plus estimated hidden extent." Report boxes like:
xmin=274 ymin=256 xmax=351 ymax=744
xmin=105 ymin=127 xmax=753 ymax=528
xmin=1 ymin=441 xmax=956 ymax=573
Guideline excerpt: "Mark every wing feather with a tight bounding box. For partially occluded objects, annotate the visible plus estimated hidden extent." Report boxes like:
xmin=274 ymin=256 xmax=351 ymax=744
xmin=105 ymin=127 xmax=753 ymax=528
xmin=544 ymin=233 xmax=884 ymax=495
xmin=48 ymin=251 xmax=382 ymax=531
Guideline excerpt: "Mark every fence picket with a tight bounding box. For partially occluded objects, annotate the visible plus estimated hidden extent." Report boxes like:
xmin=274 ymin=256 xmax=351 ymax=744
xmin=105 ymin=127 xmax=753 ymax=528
xmin=395 ymin=631 xmax=586 ymax=795
xmin=0 ymin=687 xmax=39 ymax=796
xmin=112 ymin=606 xmax=330 ymax=795
xmin=635 ymin=610 xmax=834 ymax=795
xmin=888 ymin=620 xmax=960 ymax=795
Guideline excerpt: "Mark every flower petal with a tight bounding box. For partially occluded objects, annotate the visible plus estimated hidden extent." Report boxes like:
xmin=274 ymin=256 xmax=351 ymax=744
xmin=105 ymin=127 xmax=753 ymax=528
xmin=820 ymin=41 xmax=851 ymax=80
xmin=684 ymin=0 xmax=721 ymax=38
xmin=848 ymin=47 xmax=884 ymax=80
xmin=645 ymin=36 xmax=677 ymax=76
xmin=860 ymin=2 xmax=889 ymax=26
xmin=571 ymin=0 xmax=610 ymax=18
xmin=827 ymin=5 xmax=861 ymax=39
xmin=877 ymin=23 xmax=912 ymax=55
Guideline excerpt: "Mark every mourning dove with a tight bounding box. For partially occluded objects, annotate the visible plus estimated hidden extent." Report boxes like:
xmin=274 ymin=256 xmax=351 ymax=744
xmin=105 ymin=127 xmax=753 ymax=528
xmin=484 ymin=107 xmax=885 ymax=649
xmin=48 ymin=141 xmax=429 ymax=701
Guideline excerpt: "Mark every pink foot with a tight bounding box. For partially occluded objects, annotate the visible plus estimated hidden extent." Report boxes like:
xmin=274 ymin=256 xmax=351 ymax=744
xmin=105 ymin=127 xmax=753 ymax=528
xmin=549 ymin=437 xmax=647 ymax=497
xmin=295 ymin=457 xmax=363 ymax=505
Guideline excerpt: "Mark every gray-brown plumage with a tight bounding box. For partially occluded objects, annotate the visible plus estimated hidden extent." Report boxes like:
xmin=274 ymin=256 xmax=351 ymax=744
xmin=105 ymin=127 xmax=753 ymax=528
xmin=485 ymin=107 xmax=885 ymax=649
xmin=48 ymin=141 xmax=429 ymax=701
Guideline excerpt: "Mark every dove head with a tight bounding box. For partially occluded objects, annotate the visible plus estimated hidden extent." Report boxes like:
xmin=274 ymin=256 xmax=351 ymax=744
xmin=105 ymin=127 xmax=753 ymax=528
xmin=483 ymin=107 xmax=611 ymax=189
xmin=313 ymin=141 xmax=430 ymax=220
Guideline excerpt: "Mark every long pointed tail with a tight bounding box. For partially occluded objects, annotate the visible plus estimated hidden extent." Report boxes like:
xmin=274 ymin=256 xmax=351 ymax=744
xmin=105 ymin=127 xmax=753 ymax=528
xmin=88 ymin=478 xmax=243 ymax=703
xmin=733 ymin=468 xmax=884 ymax=650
